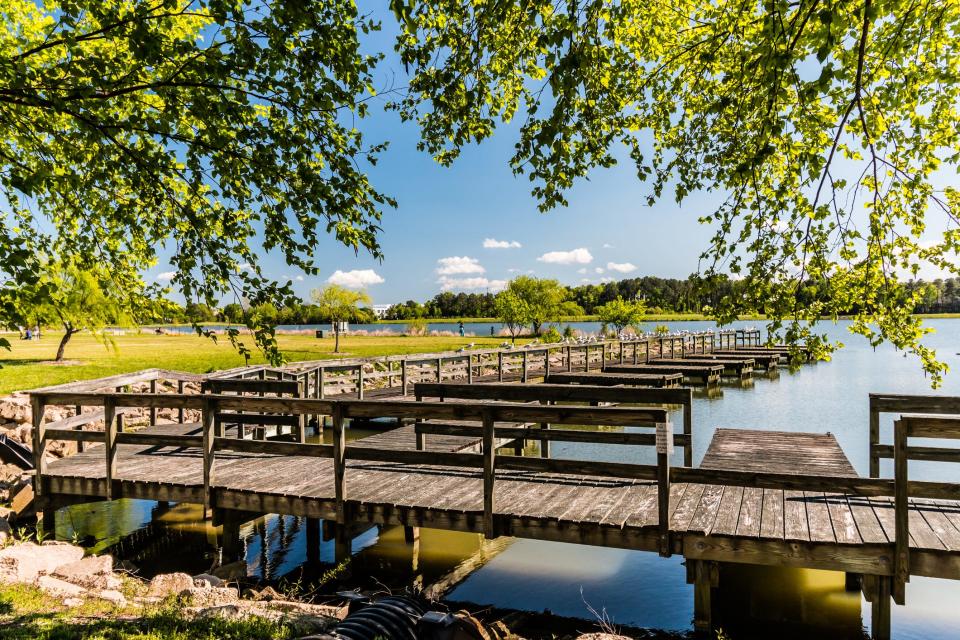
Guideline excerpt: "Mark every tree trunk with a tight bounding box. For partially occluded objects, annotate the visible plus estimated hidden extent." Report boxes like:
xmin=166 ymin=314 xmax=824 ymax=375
xmin=56 ymin=327 xmax=76 ymax=361
xmin=334 ymin=324 xmax=340 ymax=353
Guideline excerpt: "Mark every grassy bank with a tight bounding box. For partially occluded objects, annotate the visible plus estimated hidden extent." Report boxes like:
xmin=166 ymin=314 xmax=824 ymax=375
xmin=0 ymin=583 xmax=295 ymax=640
xmin=0 ymin=333 xmax=516 ymax=395
xmin=374 ymin=313 xmax=724 ymax=323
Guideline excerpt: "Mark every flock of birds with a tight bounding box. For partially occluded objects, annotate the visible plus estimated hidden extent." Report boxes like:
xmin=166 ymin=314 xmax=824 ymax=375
xmin=450 ymin=326 xmax=758 ymax=353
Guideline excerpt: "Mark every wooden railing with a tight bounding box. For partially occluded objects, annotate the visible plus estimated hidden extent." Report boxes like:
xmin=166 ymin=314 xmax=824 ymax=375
xmin=413 ymin=381 xmax=694 ymax=466
xmin=31 ymin=390 xmax=960 ymax=583
xmin=869 ymin=393 xmax=960 ymax=603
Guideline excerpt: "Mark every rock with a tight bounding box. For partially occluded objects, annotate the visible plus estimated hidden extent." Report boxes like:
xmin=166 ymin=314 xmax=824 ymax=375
xmin=98 ymin=589 xmax=127 ymax=606
xmin=146 ymin=572 xmax=194 ymax=598
xmin=191 ymin=600 xmax=342 ymax=634
xmin=253 ymin=585 xmax=282 ymax=601
xmin=52 ymin=555 xmax=113 ymax=587
xmin=180 ymin=586 xmax=239 ymax=607
xmin=9 ymin=482 xmax=33 ymax=518
xmin=576 ymin=635 xmax=632 ymax=640
xmin=211 ymin=560 xmax=245 ymax=580
xmin=0 ymin=515 xmax=10 ymax=546
xmin=63 ymin=597 xmax=85 ymax=607
xmin=37 ymin=575 xmax=87 ymax=598
xmin=192 ymin=573 xmax=224 ymax=588
xmin=0 ymin=541 xmax=84 ymax=583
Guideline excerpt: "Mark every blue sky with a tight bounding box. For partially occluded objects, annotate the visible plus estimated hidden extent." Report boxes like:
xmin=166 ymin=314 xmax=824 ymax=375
xmin=148 ymin=8 xmax=718 ymax=306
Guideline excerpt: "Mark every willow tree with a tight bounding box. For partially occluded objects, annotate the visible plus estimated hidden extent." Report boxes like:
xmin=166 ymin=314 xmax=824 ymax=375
xmin=0 ymin=1 xmax=392 ymax=362
xmin=391 ymin=0 xmax=960 ymax=384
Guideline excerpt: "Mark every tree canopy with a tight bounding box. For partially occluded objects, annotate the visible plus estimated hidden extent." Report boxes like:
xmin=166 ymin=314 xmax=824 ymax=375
xmin=2 ymin=1 xmax=958 ymax=383
xmin=392 ymin=0 xmax=960 ymax=384
xmin=596 ymin=296 xmax=646 ymax=335
xmin=311 ymin=284 xmax=371 ymax=352
xmin=0 ymin=0 xmax=391 ymax=362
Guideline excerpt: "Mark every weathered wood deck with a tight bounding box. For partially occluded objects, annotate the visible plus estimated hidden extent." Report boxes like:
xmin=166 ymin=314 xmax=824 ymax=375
xmin=604 ymin=363 xmax=724 ymax=385
xmin=39 ymin=422 xmax=960 ymax=577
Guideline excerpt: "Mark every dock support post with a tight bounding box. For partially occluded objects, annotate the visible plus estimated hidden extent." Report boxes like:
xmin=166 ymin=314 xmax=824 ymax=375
xmin=333 ymin=523 xmax=352 ymax=576
xmin=893 ymin=419 xmax=909 ymax=605
xmin=482 ymin=410 xmax=496 ymax=539
xmin=220 ymin=509 xmax=244 ymax=561
xmin=306 ymin=517 xmax=320 ymax=564
xmin=40 ymin=503 xmax=56 ymax=539
xmin=691 ymin=560 xmax=718 ymax=633
xmin=871 ymin=575 xmax=892 ymax=640
xmin=403 ymin=525 xmax=419 ymax=544
xmin=657 ymin=444 xmax=671 ymax=556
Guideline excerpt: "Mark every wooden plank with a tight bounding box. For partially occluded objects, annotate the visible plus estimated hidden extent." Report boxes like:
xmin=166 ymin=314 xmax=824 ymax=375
xmin=783 ymin=490 xmax=809 ymax=542
xmin=825 ymin=493 xmax=861 ymax=545
xmin=710 ymin=486 xmax=744 ymax=536
xmin=687 ymin=485 xmax=725 ymax=535
xmin=759 ymin=489 xmax=784 ymax=540
xmin=804 ymin=492 xmax=836 ymax=543
xmin=735 ymin=487 xmax=763 ymax=538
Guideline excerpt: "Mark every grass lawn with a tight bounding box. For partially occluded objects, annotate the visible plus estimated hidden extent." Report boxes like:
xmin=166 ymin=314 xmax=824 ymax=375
xmin=0 ymin=332 xmax=517 ymax=395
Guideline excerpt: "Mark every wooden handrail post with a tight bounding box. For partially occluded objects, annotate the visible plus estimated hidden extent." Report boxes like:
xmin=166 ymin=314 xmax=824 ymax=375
xmin=332 ymin=404 xmax=347 ymax=524
xmin=319 ymin=367 xmax=326 ymax=399
xmin=149 ymin=379 xmax=157 ymax=425
xmin=357 ymin=365 xmax=364 ymax=400
xmin=656 ymin=422 xmax=672 ymax=557
xmin=893 ymin=418 xmax=908 ymax=605
xmin=177 ymin=380 xmax=185 ymax=423
xmin=544 ymin=348 xmax=551 ymax=377
xmin=31 ymin=396 xmax=47 ymax=498
xmin=466 ymin=354 xmax=473 ymax=384
xmin=869 ymin=398 xmax=880 ymax=478
xmin=202 ymin=398 xmax=217 ymax=514
xmin=522 ymin=350 xmax=528 ymax=382
xmin=539 ymin=399 xmax=551 ymax=458
xmin=482 ymin=409 xmax=496 ymax=539
xmin=400 ymin=361 xmax=408 ymax=395
xmin=566 ymin=345 xmax=572 ymax=372
xmin=104 ymin=397 xmax=118 ymax=500
xmin=683 ymin=398 xmax=693 ymax=468
xmin=498 ymin=352 xmax=504 ymax=382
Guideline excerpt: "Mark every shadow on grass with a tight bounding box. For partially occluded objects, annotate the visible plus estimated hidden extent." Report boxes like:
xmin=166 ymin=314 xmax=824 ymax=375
xmin=0 ymin=359 xmax=50 ymax=367
xmin=0 ymin=604 xmax=294 ymax=640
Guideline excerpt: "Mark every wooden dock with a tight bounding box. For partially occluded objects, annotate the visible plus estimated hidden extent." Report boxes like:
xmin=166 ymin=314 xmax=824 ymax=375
xmin=27 ymin=377 xmax=960 ymax=640
xmin=604 ymin=363 xmax=724 ymax=385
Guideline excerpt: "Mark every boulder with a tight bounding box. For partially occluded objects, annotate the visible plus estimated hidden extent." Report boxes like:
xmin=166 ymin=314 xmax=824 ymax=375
xmin=0 ymin=541 xmax=84 ymax=583
xmin=192 ymin=573 xmax=225 ymax=588
xmin=179 ymin=586 xmax=239 ymax=607
xmin=52 ymin=555 xmax=113 ymax=587
xmin=98 ymin=589 xmax=127 ymax=606
xmin=191 ymin=600 xmax=342 ymax=635
xmin=0 ymin=515 xmax=10 ymax=546
xmin=146 ymin=572 xmax=195 ymax=598
xmin=37 ymin=575 xmax=87 ymax=598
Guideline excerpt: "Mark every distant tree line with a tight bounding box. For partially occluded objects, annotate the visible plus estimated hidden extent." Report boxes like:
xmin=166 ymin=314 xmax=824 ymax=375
xmin=152 ymin=275 xmax=960 ymax=327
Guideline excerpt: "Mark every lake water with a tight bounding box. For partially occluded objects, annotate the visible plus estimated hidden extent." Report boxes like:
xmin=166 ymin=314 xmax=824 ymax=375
xmin=54 ymin=319 xmax=960 ymax=638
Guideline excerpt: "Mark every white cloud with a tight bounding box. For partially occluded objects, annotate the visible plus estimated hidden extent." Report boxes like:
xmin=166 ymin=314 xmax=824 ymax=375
xmin=577 ymin=268 xmax=588 ymax=274
xmin=438 ymin=276 xmax=507 ymax=292
xmin=156 ymin=271 xmax=176 ymax=282
xmin=595 ymin=267 xmax=605 ymax=274
xmin=536 ymin=248 xmax=593 ymax=265
xmin=326 ymin=269 xmax=384 ymax=288
xmin=483 ymin=238 xmax=522 ymax=249
xmin=606 ymin=261 xmax=637 ymax=274
xmin=436 ymin=256 xmax=485 ymax=275
xmin=294 ymin=275 xmax=304 ymax=282
xmin=237 ymin=262 xmax=253 ymax=272
xmin=602 ymin=243 xmax=614 ymax=249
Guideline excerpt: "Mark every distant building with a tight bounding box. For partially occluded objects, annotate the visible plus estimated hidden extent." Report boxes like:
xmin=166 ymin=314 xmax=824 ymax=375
xmin=371 ymin=304 xmax=392 ymax=319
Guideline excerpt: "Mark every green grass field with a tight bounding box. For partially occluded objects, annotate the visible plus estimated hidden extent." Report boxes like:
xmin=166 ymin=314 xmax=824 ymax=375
xmin=0 ymin=332 xmax=516 ymax=395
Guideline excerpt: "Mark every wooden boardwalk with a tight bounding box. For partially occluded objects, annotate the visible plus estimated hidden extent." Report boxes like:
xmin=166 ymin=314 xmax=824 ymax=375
xmin=39 ymin=422 xmax=960 ymax=570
